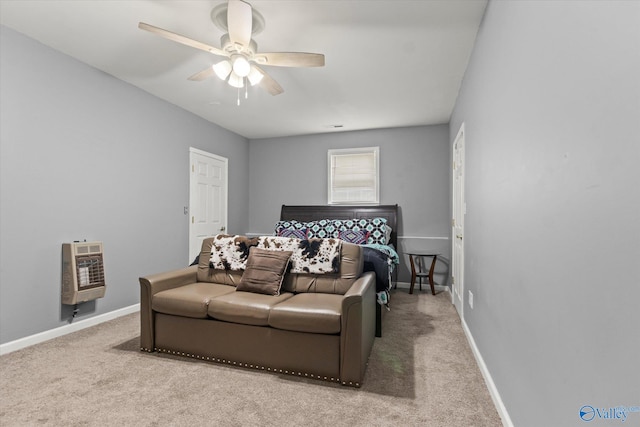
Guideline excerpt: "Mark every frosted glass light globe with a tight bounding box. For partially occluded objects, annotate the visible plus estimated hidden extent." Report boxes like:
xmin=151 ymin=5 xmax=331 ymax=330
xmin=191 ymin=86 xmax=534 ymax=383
xmin=232 ymin=56 xmax=251 ymax=77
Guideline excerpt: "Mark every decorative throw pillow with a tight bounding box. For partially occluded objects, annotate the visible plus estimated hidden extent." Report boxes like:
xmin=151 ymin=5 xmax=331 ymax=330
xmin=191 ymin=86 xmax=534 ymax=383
xmin=339 ymin=229 xmax=369 ymax=245
xmin=236 ymin=248 xmax=292 ymax=296
xmin=278 ymin=228 xmax=308 ymax=239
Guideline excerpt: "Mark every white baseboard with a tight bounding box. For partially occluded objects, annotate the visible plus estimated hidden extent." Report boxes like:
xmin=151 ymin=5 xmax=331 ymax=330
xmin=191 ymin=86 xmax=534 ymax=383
xmin=461 ymin=318 xmax=513 ymax=427
xmin=0 ymin=304 xmax=140 ymax=356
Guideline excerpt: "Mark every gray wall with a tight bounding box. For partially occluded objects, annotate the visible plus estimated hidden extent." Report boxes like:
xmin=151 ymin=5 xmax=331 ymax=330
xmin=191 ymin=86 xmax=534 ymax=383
xmin=248 ymin=126 xmax=451 ymax=283
xmin=450 ymin=1 xmax=640 ymax=426
xmin=0 ymin=26 xmax=250 ymax=344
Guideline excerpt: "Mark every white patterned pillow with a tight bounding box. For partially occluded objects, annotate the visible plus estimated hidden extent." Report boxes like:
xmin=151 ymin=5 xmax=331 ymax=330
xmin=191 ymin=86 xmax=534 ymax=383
xmin=258 ymin=236 xmax=341 ymax=274
xmin=209 ymin=235 xmax=259 ymax=271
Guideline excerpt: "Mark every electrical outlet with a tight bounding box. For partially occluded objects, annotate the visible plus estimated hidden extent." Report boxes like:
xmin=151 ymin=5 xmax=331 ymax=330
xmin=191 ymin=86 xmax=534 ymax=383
xmin=468 ymin=290 xmax=474 ymax=309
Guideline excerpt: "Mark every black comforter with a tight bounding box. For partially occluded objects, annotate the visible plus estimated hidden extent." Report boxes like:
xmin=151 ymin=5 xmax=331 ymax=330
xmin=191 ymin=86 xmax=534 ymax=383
xmin=362 ymin=247 xmax=391 ymax=293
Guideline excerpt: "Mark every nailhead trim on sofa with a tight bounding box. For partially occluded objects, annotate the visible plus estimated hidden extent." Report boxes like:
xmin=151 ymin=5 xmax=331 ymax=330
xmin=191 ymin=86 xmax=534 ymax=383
xmin=139 ymin=347 xmax=361 ymax=387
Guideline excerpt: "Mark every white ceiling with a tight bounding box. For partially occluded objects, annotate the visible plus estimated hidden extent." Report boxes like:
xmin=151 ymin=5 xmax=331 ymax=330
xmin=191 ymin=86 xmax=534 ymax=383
xmin=0 ymin=0 xmax=487 ymax=139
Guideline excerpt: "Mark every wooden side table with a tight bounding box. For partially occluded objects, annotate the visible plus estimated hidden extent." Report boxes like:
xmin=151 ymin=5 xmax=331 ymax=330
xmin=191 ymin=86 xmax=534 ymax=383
xmin=407 ymin=252 xmax=440 ymax=295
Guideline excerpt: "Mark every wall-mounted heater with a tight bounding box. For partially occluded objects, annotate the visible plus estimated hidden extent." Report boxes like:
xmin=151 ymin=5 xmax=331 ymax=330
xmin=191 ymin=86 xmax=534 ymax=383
xmin=62 ymin=241 xmax=106 ymax=305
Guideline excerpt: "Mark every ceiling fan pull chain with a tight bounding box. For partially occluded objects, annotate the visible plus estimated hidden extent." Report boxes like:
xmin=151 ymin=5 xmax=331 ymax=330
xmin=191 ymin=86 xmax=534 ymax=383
xmin=237 ymin=87 xmax=240 ymax=106
xmin=245 ymin=78 xmax=248 ymax=99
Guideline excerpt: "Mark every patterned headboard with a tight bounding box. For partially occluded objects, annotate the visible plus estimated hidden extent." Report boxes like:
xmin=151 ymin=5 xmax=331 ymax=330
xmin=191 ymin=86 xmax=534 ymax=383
xmin=280 ymin=204 xmax=399 ymax=248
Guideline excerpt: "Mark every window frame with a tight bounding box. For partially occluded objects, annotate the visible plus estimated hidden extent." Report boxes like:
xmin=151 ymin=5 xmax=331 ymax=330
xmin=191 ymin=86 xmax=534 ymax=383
xmin=327 ymin=146 xmax=380 ymax=205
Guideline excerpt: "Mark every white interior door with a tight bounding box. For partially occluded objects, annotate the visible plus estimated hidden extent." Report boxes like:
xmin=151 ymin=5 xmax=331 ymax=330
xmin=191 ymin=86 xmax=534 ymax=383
xmin=452 ymin=124 xmax=466 ymax=317
xmin=189 ymin=148 xmax=228 ymax=262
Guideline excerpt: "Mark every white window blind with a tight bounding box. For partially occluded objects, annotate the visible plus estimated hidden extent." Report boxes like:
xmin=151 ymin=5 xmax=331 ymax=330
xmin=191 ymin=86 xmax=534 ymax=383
xmin=328 ymin=147 xmax=379 ymax=204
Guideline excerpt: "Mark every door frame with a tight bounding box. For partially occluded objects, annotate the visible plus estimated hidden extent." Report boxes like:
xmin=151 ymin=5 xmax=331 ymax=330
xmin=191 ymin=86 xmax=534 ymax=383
xmin=452 ymin=123 xmax=466 ymax=317
xmin=189 ymin=147 xmax=228 ymax=262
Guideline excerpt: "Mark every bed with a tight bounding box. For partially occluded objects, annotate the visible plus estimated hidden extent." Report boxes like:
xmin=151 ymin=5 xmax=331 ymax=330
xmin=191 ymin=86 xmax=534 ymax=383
xmin=280 ymin=204 xmax=399 ymax=337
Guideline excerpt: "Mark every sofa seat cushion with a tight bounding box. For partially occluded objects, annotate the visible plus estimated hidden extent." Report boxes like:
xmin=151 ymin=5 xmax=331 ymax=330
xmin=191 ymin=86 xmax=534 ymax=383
xmin=153 ymin=282 xmax=235 ymax=318
xmin=268 ymin=293 xmax=343 ymax=334
xmin=207 ymin=291 xmax=293 ymax=326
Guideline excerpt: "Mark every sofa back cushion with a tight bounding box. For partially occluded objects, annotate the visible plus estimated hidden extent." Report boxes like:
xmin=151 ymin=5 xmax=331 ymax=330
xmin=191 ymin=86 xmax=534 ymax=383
xmin=198 ymin=236 xmax=364 ymax=295
xmin=197 ymin=237 xmax=243 ymax=285
xmin=281 ymin=241 xmax=363 ymax=295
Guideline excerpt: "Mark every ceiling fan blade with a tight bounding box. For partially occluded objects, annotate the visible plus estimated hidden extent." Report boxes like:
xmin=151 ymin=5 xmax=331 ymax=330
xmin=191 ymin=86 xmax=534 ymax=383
xmin=254 ymin=52 xmax=325 ymax=68
xmin=227 ymin=0 xmax=253 ymax=48
xmin=188 ymin=67 xmax=215 ymax=81
xmin=253 ymin=66 xmax=284 ymax=96
xmin=138 ymin=22 xmax=228 ymax=57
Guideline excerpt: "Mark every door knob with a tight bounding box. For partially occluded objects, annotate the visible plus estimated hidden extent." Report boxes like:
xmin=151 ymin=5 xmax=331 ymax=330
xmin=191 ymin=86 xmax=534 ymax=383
xmin=220 ymin=226 xmax=226 ymax=232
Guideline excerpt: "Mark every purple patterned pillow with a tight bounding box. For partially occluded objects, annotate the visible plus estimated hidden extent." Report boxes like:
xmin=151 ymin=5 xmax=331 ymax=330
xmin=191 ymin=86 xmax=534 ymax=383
xmin=339 ymin=229 xmax=369 ymax=245
xmin=278 ymin=228 xmax=308 ymax=239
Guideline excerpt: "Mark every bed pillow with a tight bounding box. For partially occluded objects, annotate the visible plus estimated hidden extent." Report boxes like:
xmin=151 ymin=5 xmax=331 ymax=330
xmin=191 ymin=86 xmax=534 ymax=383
xmin=336 ymin=217 xmax=388 ymax=245
xmin=236 ymin=247 xmax=292 ymax=296
xmin=305 ymin=219 xmax=338 ymax=239
xmin=338 ymin=229 xmax=370 ymax=245
xmin=384 ymin=225 xmax=392 ymax=245
xmin=274 ymin=220 xmax=308 ymax=236
xmin=278 ymin=228 xmax=308 ymax=239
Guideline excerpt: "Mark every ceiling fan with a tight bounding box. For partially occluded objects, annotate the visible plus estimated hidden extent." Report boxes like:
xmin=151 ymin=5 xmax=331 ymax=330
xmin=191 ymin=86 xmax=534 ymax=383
xmin=138 ymin=0 xmax=325 ymax=98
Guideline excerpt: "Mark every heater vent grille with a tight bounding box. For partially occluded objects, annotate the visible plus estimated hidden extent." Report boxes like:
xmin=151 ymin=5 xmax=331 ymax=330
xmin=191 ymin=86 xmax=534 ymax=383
xmin=62 ymin=242 xmax=106 ymax=305
xmin=75 ymin=254 xmax=105 ymax=290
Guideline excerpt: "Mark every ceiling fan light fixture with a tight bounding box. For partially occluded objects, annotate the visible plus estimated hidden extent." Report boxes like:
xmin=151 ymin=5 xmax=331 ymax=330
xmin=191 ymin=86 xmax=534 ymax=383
xmin=232 ymin=55 xmax=251 ymax=77
xmin=228 ymin=72 xmax=244 ymax=88
xmin=213 ymin=60 xmax=232 ymax=80
xmin=247 ymin=66 xmax=264 ymax=86
xmin=139 ymin=0 xmax=324 ymax=98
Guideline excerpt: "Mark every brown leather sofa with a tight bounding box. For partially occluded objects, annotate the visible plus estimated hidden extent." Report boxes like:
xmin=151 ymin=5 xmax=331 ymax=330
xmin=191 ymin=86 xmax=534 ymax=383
xmin=139 ymin=236 xmax=376 ymax=387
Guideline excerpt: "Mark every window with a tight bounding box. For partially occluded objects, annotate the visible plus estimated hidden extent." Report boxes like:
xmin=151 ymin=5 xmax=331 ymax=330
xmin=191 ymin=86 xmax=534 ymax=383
xmin=328 ymin=147 xmax=379 ymax=204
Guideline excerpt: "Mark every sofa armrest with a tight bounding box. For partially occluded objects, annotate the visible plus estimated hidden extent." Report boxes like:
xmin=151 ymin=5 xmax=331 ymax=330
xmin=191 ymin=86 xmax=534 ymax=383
xmin=139 ymin=265 xmax=198 ymax=352
xmin=340 ymin=271 xmax=376 ymax=386
xmin=341 ymin=272 xmax=375 ymax=317
xmin=140 ymin=265 xmax=198 ymax=294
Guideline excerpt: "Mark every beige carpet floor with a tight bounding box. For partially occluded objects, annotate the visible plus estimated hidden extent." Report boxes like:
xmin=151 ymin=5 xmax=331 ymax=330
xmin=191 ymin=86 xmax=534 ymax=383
xmin=0 ymin=289 xmax=502 ymax=426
